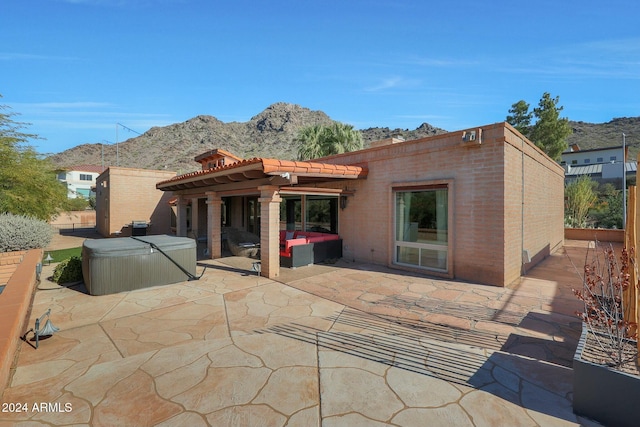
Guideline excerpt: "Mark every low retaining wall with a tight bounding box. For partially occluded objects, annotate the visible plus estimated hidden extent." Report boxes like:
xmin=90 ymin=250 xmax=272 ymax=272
xmin=0 ymin=251 xmax=27 ymax=285
xmin=0 ymin=248 xmax=42 ymax=399
xmin=565 ymin=228 xmax=624 ymax=243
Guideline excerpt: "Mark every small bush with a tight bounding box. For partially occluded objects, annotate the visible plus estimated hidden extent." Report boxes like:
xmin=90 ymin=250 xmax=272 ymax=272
xmin=0 ymin=213 xmax=53 ymax=252
xmin=52 ymin=256 xmax=83 ymax=284
xmin=64 ymin=197 xmax=90 ymax=211
xmin=573 ymin=243 xmax=638 ymax=369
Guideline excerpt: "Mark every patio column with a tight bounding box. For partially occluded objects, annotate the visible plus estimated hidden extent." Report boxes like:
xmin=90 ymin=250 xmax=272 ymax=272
xmin=176 ymin=195 xmax=188 ymax=237
xmin=258 ymin=185 xmax=281 ymax=278
xmin=206 ymin=191 xmax=222 ymax=259
xmin=191 ymin=197 xmax=199 ymax=239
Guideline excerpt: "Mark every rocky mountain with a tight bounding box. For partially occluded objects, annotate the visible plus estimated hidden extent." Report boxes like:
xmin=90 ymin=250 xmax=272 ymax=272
xmin=48 ymin=103 xmax=448 ymax=174
xmin=48 ymin=102 xmax=640 ymax=173
xmin=568 ymin=117 xmax=639 ymax=152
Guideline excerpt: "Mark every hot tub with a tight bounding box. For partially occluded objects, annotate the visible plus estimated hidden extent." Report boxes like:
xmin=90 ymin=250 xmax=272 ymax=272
xmin=82 ymin=235 xmax=196 ymax=295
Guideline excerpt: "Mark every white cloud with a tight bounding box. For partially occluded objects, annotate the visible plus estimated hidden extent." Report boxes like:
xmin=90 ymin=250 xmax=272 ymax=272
xmin=0 ymin=52 xmax=77 ymax=61
xmin=405 ymin=57 xmax=481 ymax=68
xmin=364 ymin=76 xmax=421 ymax=92
xmin=17 ymin=101 xmax=113 ymax=110
xmin=56 ymin=0 xmax=187 ymax=5
xmin=495 ymin=37 xmax=640 ymax=80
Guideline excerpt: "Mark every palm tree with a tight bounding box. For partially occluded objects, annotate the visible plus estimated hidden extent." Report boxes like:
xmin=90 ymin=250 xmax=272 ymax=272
xmin=296 ymin=122 xmax=363 ymax=160
xmin=295 ymin=125 xmax=326 ymax=160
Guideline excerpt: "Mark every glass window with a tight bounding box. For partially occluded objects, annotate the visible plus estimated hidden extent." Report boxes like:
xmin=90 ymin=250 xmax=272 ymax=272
xmin=584 ymin=159 xmax=590 ymax=164
xmin=610 ymin=156 xmax=617 ymax=161
xmin=280 ymin=195 xmax=338 ymax=233
xmin=281 ymin=196 xmax=302 ymax=231
xmin=597 ymin=157 xmax=603 ymax=163
xmin=247 ymin=198 xmax=260 ymax=236
xmin=394 ymin=187 xmax=448 ymax=272
xmin=305 ymin=196 xmax=338 ymax=233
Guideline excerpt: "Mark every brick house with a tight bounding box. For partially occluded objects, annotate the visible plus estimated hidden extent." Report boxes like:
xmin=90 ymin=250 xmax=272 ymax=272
xmin=95 ymin=167 xmax=176 ymax=237
xmin=156 ymin=122 xmax=564 ymax=287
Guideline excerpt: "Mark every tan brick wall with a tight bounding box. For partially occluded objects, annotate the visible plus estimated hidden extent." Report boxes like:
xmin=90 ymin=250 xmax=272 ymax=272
xmin=317 ymin=122 xmax=564 ymax=287
xmin=565 ymin=228 xmax=624 ymax=242
xmin=95 ymin=167 xmax=176 ymax=237
xmin=50 ymin=211 xmax=96 ymax=227
xmin=502 ymin=125 xmax=565 ymax=285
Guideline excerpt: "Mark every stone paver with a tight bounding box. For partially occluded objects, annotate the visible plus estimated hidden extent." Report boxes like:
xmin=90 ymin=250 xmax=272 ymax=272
xmin=0 ymin=242 xmax=606 ymax=426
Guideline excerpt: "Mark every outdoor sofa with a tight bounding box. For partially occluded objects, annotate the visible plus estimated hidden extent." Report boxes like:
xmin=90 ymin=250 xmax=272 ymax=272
xmin=279 ymin=230 xmax=343 ymax=268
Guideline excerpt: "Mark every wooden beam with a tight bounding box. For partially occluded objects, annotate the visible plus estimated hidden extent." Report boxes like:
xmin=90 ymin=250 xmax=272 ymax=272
xmin=164 ymin=177 xmax=278 ymax=195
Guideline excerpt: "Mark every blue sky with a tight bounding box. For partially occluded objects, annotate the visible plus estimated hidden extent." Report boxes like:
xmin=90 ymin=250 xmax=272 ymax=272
xmin=2 ymin=0 xmax=639 ymax=154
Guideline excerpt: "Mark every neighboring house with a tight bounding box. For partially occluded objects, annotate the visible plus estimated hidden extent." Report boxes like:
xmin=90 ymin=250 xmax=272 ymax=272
xmin=560 ymin=145 xmax=636 ymax=188
xmin=156 ymin=122 xmax=564 ymax=287
xmin=95 ymin=167 xmax=176 ymax=237
xmin=56 ymin=165 xmax=106 ymax=199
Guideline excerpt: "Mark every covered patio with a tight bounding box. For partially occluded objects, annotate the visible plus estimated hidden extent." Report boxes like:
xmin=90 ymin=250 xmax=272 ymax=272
xmin=156 ymin=152 xmax=368 ymax=279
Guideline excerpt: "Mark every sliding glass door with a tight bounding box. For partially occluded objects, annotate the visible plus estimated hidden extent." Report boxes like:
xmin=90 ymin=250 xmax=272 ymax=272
xmin=394 ymin=186 xmax=448 ymax=272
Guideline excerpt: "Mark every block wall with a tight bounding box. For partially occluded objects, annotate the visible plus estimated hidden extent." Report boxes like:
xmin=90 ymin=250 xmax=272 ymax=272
xmin=319 ymin=122 xmax=564 ymax=287
xmin=505 ymin=126 xmax=564 ymax=280
xmin=95 ymin=167 xmax=176 ymax=237
xmin=502 ymin=126 xmax=565 ymax=284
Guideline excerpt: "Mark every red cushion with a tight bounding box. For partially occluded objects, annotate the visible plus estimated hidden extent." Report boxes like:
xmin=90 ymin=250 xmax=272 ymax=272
xmin=286 ymin=238 xmax=308 ymax=250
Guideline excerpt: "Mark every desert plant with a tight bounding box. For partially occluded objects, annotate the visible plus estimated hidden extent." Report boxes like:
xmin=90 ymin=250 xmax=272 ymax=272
xmin=64 ymin=196 xmax=90 ymax=211
xmin=565 ymin=176 xmax=598 ymax=228
xmin=0 ymin=212 xmax=53 ymax=252
xmin=296 ymin=122 xmax=363 ymax=160
xmin=0 ymin=97 xmax=69 ymax=220
xmin=574 ymin=243 xmax=638 ymax=368
xmin=52 ymin=255 xmax=83 ymax=284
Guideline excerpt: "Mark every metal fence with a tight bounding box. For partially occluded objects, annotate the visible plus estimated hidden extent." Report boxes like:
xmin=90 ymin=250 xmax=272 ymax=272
xmin=51 ymin=222 xmax=97 ymax=234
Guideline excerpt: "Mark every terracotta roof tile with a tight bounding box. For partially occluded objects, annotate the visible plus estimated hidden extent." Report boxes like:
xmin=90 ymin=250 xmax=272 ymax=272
xmin=157 ymin=156 xmax=368 ymax=189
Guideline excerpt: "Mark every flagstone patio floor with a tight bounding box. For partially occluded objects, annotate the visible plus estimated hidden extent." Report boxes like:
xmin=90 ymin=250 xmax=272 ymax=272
xmin=0 ymin=240 xmax=607 ymax=426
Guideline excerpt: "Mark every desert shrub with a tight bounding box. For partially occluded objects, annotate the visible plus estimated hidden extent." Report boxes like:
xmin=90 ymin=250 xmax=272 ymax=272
xmin=52 ymin=256 xmax=83 ymax=284
xmin=0 ymin=213 xmax=53 ymax=252
xmin=64 ymin=196 xmax=90 ymax=211
xmin=574 ymin=243 xmax=638 ymax=368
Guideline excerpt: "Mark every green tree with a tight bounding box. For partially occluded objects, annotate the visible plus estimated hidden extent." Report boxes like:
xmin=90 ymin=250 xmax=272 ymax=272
xmin=565 ymin=176 xmax=598 ymax=228
xmin=0 ymin=97 xmax=68 ymax=220
xmin=506 ymin=100 xmax=533 ymax=135
xmin=64 ymin=196 xmax=91 ymax=211
xmin=529 ymin=93 xmax=572 ymax=160
xmin=590 ymin=183 xmax=623 ymax=229
xmin=295 ymin=125 xmax=326 ymax=160
xmin=296 ymin=122 xmax=363 ymax=160
xmin=506 ymin=92 xmax=572 ymax=160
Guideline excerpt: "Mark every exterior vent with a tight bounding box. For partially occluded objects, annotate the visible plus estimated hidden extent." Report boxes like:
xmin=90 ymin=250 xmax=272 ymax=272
xmin=462 ymin=129 xmax=482 ymax=145
xmin=463 ymin=131 xmax=476 ymax=141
